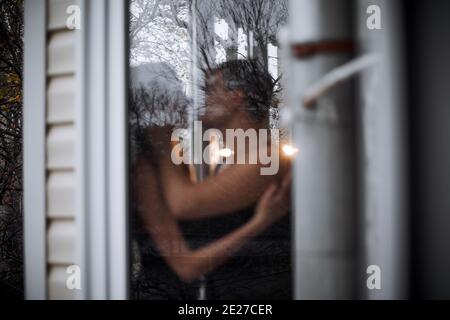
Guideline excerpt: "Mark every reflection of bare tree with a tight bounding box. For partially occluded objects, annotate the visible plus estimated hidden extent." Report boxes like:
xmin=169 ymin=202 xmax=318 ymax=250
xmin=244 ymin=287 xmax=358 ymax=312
xmin=129 ymin=62 xmax=189 ymax=155
xmin=130 ymin=0 xmax=287 ymax=78
xmin=191 ymin=0 xmax=287 ymax=129
xmin=130 ymin=0 xmax=191 ymax=85
xmin=221 ymin=0 xmax=287 ymax=66
xmin=193 ymin=0 xmax=288 ymax=68
xmin=130 ymin=0 xmax=189 ymax=38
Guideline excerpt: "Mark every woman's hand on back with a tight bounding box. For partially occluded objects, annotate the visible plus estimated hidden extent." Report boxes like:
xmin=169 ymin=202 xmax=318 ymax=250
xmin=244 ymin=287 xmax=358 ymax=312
xmin=252 ymin=170 xmax=292 ymax=231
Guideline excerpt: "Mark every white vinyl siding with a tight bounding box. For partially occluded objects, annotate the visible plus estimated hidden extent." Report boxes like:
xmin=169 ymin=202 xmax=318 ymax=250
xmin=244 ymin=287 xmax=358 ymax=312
xmin=47 ymin=220 xmax=76 ymax=264
xmin=47 ymin=76 xmax=75 ymax=124
xmin=48 ymin=0 xmax=74 ymax=31
xmin=48 ymin=266 xmax=74 ymax=299
xmin=47 ymin=171 xmax=75 ymax=218
xmin=48 ymin=31 xmax=75 ymax=76
xmin=47 ymin=125 xmax=75 ymax=169
xmin=46 ymin=0 xmax=76 ymax=300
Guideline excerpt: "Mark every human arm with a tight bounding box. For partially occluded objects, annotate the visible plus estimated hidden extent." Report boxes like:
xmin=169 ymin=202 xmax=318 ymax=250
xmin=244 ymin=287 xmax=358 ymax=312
xmin=133 ymin=157 xmax=291 ymax=283
xmin=158 ymin=152 xmax=278 ymax=220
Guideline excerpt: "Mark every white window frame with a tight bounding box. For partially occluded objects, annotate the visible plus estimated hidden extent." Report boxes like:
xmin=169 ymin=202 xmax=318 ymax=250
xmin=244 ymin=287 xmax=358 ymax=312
xmin=75 ymin=0 xmax=129 ymax=299
xmin=23 ymin=0 xmax=47 ymax=300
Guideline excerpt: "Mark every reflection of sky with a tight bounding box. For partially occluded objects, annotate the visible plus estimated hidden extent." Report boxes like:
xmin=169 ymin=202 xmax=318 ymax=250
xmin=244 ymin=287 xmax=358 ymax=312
xmin=214 ymin=18 xmax=278 ymax=76
xmin=214 ymin=18 xmax=228 ymax=64
xmin=268 ymin=43 xmax=278 ymax=80
xmin=238 ymin=28 xmax=248 ymax=59
xmin=214 ymin=18 xmax=228 ymax=40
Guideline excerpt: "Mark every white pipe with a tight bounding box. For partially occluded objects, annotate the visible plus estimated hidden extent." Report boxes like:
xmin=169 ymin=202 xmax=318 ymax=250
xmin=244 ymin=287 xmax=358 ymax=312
xmin=303 ymin=54 xmax=379 ymax=107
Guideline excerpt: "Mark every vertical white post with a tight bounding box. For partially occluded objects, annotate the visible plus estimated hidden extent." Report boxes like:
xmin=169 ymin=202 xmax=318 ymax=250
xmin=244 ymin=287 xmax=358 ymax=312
xmin=84 ymin=0 xmax=109 ymax=299
xmin=74 ymin=0 xmax=87 ymax=300
xmin=107 ymin=0 xmax=129 ymax=300
xmin=23 ymin=0 xmax=47 ymax=300
xmin=288 ymin=0 xmax=356 ymax=299
xmin=356 ymin=0 xmax=408 ymax=299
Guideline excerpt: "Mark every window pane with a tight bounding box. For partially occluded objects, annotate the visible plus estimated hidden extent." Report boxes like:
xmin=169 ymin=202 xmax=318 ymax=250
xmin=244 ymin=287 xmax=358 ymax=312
xmin=129 ymin=0 xmax=291 ymax=300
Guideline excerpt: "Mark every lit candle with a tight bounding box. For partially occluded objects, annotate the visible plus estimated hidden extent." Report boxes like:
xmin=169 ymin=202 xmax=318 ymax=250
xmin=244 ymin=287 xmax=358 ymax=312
xmin=282 ymin=144 xmax=299 ymax=157
xmin=218 ymin=148 xmax=233 ymax=158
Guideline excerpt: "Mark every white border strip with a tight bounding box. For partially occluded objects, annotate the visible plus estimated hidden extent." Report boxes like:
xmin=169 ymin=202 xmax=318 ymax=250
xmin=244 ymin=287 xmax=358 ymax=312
xmin=74 ymin=0 xmax=88 ymax=300
xmin=84 ymin=0 xmax=109 ymax=299
xmin=23 ymin=0 xmax=47 ymax=300
xmin=107 ymin=0 xmax=129 ymax=300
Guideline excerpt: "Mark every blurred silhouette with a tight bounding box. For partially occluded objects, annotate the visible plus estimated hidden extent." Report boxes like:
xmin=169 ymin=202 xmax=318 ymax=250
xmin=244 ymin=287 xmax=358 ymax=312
xmin=130 ymin=60 xmax=292 ymax=299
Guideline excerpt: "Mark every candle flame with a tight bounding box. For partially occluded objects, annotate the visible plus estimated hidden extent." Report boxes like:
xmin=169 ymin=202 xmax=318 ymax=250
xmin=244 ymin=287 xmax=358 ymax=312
xmin=282 ymin=144 xmax=299 ymax=157
xmin=218 ymin=148 xmax=233 ymax=158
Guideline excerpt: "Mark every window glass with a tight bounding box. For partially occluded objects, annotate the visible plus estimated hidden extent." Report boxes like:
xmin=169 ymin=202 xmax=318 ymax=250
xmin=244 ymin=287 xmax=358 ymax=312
xmin=129 ymin=0 xmax=292 ymax=299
